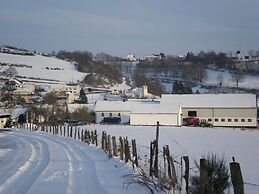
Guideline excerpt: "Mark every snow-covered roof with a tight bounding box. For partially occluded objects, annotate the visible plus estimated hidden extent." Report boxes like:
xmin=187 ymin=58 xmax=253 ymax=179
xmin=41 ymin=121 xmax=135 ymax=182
xmin=95 ymin=101 xmax=133 ymax=112
xmin=110 ymin=83 xmax=131 ymax=92
xmin=13 ymin=87 xmax=34 ymax=94
xmin=131 ymin=103 xmax=181 ymax=114
xmin=161 ymin=94 xmax=256 ymax=108
xmin=11 ymin=107 xmax=29 ymax=119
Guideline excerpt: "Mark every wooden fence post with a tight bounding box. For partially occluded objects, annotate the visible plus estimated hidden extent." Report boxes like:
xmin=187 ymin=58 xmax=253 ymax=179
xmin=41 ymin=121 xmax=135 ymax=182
xmin=182 ymin=156 xmax=190 ymax=194
xmin=199 ymin=159 xmax=208 ymax=194
xmin=119 ymin=136 xmax=124 ymax=161
xmin=94 ymin=130 xmax=98 ymax=146
xmin=78 ymin=128 xmax=80 ymax=140
xmin=74 ymin=127 xmax=77 ymax=139
xmin=124 ymin=137 xmax=131 ymax=163
xmin=60 ymin=125 xmax=62 ymax=136
xmin=63 ymin=126 xmax=66 ymax=137
xmin=108 ymin=135 xmax=112 ymax=156
xmin=70 ymin=126 xmax=73 ymax=138
xmin=132 ymin=139 xmax=138 ymax=167
xmin=154 ymin=121 xmax=160 ymax=178
xmin=91 ymin=131 xmax=94 ymax=144
xmin=81 ymin=129 xmax=84 ymax=142
xmin=150 ymin=140 xmax=155 ymax=177
xmin=101 ymin=131 xmax=105 ymax=150
xmin=230 ymin=160 xmax=244 ymax=194
xmin=112 ymin=136 xmax=117 ymax=157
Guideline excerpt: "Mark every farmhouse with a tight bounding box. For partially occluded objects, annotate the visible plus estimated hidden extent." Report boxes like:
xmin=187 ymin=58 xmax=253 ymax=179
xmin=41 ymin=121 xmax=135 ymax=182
xmin=130 ymin=103 xmax=182 ymax=126
xmin=161 ymin=94 xmax=257 ymax=127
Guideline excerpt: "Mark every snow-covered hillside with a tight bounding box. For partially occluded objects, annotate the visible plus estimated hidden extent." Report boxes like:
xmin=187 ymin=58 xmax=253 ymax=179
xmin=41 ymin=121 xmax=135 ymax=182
xmin=0 ymin=129 xmax=159 ymax=194
xmin=0 ymin=53 xmax=88 ymax=83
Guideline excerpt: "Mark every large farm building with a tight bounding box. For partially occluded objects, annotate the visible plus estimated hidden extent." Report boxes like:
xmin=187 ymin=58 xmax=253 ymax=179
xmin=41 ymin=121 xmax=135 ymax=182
xmin=95 ymin=94 xmax=257 ymax=127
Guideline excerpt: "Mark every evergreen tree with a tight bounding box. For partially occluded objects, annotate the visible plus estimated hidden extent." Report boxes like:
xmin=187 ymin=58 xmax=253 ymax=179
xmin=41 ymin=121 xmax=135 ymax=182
xmin=79 ymin=88 xmax=88 ymax=103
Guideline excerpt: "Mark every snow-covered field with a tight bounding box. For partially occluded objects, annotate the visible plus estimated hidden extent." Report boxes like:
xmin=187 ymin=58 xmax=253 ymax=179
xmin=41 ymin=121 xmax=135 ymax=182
xmin=0 ymin=53 xmax=87 ymax=83
xmin=206 ymin=69 xmax=259 ymax=89
xmin=0 ymin=129 xmax=159 ymax=194
xmin=1 ymin=125 xmax=259 ymax=193
xmin=82 ymin=125 xmax=259 ymax=194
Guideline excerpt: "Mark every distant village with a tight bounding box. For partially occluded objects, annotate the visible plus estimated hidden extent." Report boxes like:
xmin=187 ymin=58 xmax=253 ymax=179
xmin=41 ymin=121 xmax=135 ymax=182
xmin=0 ymin=45 xmax=259 ymax=129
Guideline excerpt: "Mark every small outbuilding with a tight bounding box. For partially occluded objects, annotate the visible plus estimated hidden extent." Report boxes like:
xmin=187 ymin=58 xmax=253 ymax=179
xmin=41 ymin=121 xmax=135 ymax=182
xmin=130 ymin=103 xmax=182 ymax=126
xmin=95 ymin=101 xmax=133 ymax=124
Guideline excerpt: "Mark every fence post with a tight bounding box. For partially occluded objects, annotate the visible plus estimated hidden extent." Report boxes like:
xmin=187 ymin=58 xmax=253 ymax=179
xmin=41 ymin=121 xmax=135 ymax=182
xmin=119 ymin=136 xmax=124 ymax=161
xmin=108 ymin=135 xmax=112 ymax=156
xmin=112 ymin=136 xmax=117 ymax=157
xmin=230 ymin=159 xmax=244 ymax=194
xmin=81 ymin=129 xmax=84 ymax=142
xmin=70 ymin=126 xmax=73 ymax=138
xmin=74 ymin=127 xmax=77 ymax=139
xmin=124 ymin=137 xmax=131 ymax=163
xmin=154 ymin=121 xmax=160 ymax=178
xmin=132 ymin=139 xmax=138 ymax=167
xmin=94 ymin=130 xmax=98 ymax=146
xmin=78 ymin=128 xmax=80 ymax=140
xmin=150 ymin=140 xmax=155 ymax=177
xmin=182 ymin=156 xmax=190 ymax=194
xmin=199 ymin=159 xmax=208 ymax=194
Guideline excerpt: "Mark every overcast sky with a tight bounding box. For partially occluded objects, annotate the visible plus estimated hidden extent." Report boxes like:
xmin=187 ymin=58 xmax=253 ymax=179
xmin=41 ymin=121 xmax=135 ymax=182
xmin=0 ymin=0 xmax=258 ymax=57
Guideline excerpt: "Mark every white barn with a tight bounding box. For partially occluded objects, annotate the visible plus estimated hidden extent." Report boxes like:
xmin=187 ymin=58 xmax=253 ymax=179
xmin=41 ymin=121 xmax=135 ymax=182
xmin=161 ymin=94 xmax=257 ymax=127
xmin=130 ymin=103 xmax=182 ymax=126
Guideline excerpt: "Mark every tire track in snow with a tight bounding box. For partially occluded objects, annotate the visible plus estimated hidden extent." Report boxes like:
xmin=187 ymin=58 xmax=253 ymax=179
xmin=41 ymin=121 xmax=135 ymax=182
xmin=40 ymin=133 xmax=108 ymax=194
xmin=0 ymin=132 xmax=50 ymax=194
xmin=0 ymin=136 xmax=31 ymax=184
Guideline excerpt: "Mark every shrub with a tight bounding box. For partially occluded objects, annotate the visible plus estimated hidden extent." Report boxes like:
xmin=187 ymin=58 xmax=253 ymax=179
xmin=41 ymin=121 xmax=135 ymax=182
xmin=190 ymin=153 xmax=230 ymax=194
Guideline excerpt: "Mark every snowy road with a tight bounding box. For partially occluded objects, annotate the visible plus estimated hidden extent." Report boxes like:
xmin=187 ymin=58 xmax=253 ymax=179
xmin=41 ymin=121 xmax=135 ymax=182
xmin=0 ymin=129 xmax=153 ymax=194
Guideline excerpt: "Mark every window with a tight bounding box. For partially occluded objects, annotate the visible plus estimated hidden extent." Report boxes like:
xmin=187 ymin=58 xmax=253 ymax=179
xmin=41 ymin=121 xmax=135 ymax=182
xmin=241 ymin=119 xmax=245 ymax=122
xmin=221 ymin=118 xmax=225 ymax=122
xmin=188 ymin=111 xmax=197 ymax=117
xmin=234 ymin=119 xmax=238 ymax=122
xmin=215 ymin=118 xmax=218 ymax=122
xmin=118 ymin=113 xmax=121 ymax=116
xmin=248 ymin=119 xmax=252 ymax=122
xmin=101 ymin=113 xmax=104 ymax=117
xmin=109 ymin=113 xmax=112 ymax=117
xmin=228 ymin=119 xmax=232 ymax=122
xmin=208 ymin=118 xmax=212 ymax=122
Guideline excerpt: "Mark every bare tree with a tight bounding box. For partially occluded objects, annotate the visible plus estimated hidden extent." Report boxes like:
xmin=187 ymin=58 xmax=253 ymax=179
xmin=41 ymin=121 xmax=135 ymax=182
xmin=231 ymin=69 xmax=245 ymax=88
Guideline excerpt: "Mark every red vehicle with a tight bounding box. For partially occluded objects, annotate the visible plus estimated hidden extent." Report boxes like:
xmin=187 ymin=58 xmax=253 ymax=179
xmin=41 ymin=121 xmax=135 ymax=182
xmin=183 ymin=117 xmax=199 ymax=126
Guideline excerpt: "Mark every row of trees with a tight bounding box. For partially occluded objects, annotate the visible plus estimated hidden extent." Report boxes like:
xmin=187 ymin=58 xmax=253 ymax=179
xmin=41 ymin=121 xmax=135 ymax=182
xmin=29 ymin=92 xmax=94 ymax=126
xmin=56 ymin=50 xmax=122 ymax=85
xmin=133 ymin=70 xmax=164 ymax=97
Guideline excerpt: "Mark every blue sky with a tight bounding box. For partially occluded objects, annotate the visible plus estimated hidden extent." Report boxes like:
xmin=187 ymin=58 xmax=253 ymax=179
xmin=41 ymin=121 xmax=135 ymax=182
xmin=0 ymin=0 xmax=258 ymax=57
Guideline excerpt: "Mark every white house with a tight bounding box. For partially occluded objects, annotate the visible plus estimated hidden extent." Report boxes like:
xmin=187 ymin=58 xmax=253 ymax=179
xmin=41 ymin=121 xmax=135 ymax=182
xmin=161 ymin=94 xmax=257 ymax=127
xmin=130 ymin=103 xmax=182 ymax=126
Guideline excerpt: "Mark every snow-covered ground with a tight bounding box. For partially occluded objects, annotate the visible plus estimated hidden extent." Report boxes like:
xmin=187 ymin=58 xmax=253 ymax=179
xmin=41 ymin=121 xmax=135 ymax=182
xmin=0 ymin=129 xmax=159 ymax=194
xmin=82 ymin=125 xmax=259 ymax=194
xmin=206 ymin=69 xmax=259 ymax=89
xmin=0 ymin=53 xmax=88 ymax=83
